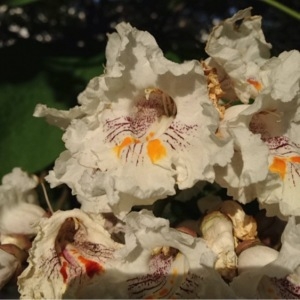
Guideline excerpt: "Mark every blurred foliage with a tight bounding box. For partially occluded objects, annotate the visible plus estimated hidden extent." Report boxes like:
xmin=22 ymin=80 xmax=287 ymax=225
xmin=0 ymin=39 xmax=104 ymax=178
xmin=0 ymin=0 xmax=299 ymax=179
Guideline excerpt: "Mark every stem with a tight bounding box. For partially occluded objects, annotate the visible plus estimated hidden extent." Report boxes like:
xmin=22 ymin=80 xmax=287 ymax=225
xmin=261 ymin=0 xmax=300 ymax=20
xmin=40 ymin=179 xmax=54 ymax=214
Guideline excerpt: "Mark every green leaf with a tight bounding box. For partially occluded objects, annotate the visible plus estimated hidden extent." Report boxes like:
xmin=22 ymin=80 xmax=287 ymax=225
xmin=0 ymin=73 xmax=67 ymax=179
xmin=43 ymin=54 xmax=105 ymax=107
xmin=165 ymin=51 xmax=182 ymax=63
xmin=45 ymin=53 xmax=105 ymax=81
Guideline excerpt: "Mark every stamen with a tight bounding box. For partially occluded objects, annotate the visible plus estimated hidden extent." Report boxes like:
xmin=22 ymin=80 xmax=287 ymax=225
xmin=144 ymin=88 xmax=177 ymax=117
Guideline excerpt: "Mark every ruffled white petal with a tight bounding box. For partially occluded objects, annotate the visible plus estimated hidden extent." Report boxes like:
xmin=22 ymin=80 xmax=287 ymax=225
xmin=260 ymin=50 xmax=300 ymax=102
xmin=215 ymin=103 xmax=269 ymax=203
xmin=115 ymin=209 xmax=235 ymax=298
xmin=34 ymin=104 xmax=84 ymax=130
xmin=0 ymin=167 xmax=39 ymax=206
xmin=18 ymin=209 xmax=123 ymax=299
xmin=0 ymin=202 xmax=45 ymax=235
xmin=0 ymin=168 xmax=45 ymax=236
xmin=215 ymin=65 xmax=300 ymax=215
xmin=205 ymin=7 xmax=271 ymax=103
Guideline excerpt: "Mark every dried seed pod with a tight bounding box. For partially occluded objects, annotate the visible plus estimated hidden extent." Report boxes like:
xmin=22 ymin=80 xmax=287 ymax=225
xmin=218 ymin=200 xmax=257 ymax=241
xmin=200 ymin=211 xmax=237 ymax=280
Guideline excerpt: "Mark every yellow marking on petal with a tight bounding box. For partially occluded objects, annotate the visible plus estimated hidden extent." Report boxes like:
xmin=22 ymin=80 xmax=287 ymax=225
xmin=247 ymin=78 xmax=262 ymax=91
xmin=147 ymin=139 xmax=166 ymax=163
xmin=146 ymin=131 xmax=155 ymax=141
xmin=269 ymin=156 xmax=300 ymax=179
xmin=172 ymin=268 xmax=178 ymax=277
xmin=269 ymin=157 xmax=286 ymax=179
xmin=114 ymin=136 xmax=140 ymax=158
xmin=290 ymin=156 xmax=300 ymax=163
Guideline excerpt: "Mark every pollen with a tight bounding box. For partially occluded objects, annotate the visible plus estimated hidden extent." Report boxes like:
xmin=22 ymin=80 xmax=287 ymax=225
xmin=147 ymin=139 xmax=167 ymax=163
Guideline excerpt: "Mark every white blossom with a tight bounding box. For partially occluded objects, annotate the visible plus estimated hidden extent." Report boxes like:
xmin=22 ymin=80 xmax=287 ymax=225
xmin=18 ymin=209 xmax=123 ymax=299
xmin=205 ymin=7 xmax=271 ymax=103
xmin=0 ymin=168 xmax=45 ymax=236
xmin=35 ymin=23 xmax=233 ymax=217
xmin=115 ymin=209 xmax=235 ymax=298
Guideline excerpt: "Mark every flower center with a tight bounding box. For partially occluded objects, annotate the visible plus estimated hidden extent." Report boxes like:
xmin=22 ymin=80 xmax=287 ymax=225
xmin=249 ymin=110 xmax=300 ymax=181
xmin=105 ymin=88 xmax=177 ymax=164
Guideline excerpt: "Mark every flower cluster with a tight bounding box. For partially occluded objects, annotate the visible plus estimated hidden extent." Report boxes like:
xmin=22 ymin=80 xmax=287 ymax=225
xmin=1 ymin=7 xmax=300 ymax=299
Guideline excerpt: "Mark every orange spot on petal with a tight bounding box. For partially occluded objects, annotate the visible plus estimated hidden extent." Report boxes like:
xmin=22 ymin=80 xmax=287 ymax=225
xmin=147 ymin=139 xmax=166 ymax=163
xmin=290 ymin=156 xmax=300 ymax=163
xmin=60 ymin=261 xmax=68 ymax=283
xmin=146 ymin=131 xmax=155 ymax=141
xmin=172 ymin=267 xmax=178 ymax=277
xmin=269 ymin=157 xmax=286 ymax=179
xmin=78 ymin=256 xmax=104 ymax=278
xmin=114 ymin=136 xmax=140 ymax=157
xmin=159 ymin=288 xmax=170 ymax=297
xmin=247 ymin=78 xmax=262 ymax=91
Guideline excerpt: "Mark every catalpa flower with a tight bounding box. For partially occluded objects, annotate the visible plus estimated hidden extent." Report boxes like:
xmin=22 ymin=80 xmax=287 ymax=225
xmin=35 ymin=23 xmax=233 ymax=217
xmin=18 ymin=209 xmax=124 ymax=299
xmin=214 ymin=49 xmax=300 ymax=217
xmin=115 ymin=210 xmax=235 ymax=298
xmin=231 ymin=217 xmax=300 ymax=298
xmin=0 ymin=168 xmax=45 ymax=238
xmin=205 ymin=7 xmax=271 ymax=103
xmin=0 ymin=167 xmax=39 ymax=207
xmin=205 ymin=8 xmax=300 ymax=106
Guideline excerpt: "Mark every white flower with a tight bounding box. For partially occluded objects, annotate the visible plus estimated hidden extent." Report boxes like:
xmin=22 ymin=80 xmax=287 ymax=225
xmin=216 ymin=91 xmax=300 ymax=216
xmin=205 ymin=8 xmax=300 ymax=105
xmin=18 ymin=209 xmax=123 ymax=299
xmin=114 ymin=209 xmax=235 ymax=298
xmin=0 ymin=167 xmax=39 ymax=206
xmin=215 ymin=103 xmax=270 ymax=203
xmin=230 ymin=217 xmax=300 ymax=298
xmin=0 ymin=168 xmax=45 ymax=236
xmin=35 ymin=23 xmax=233 ymax=217
xmin=205 ymin=7 xmax=271 ymax=103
